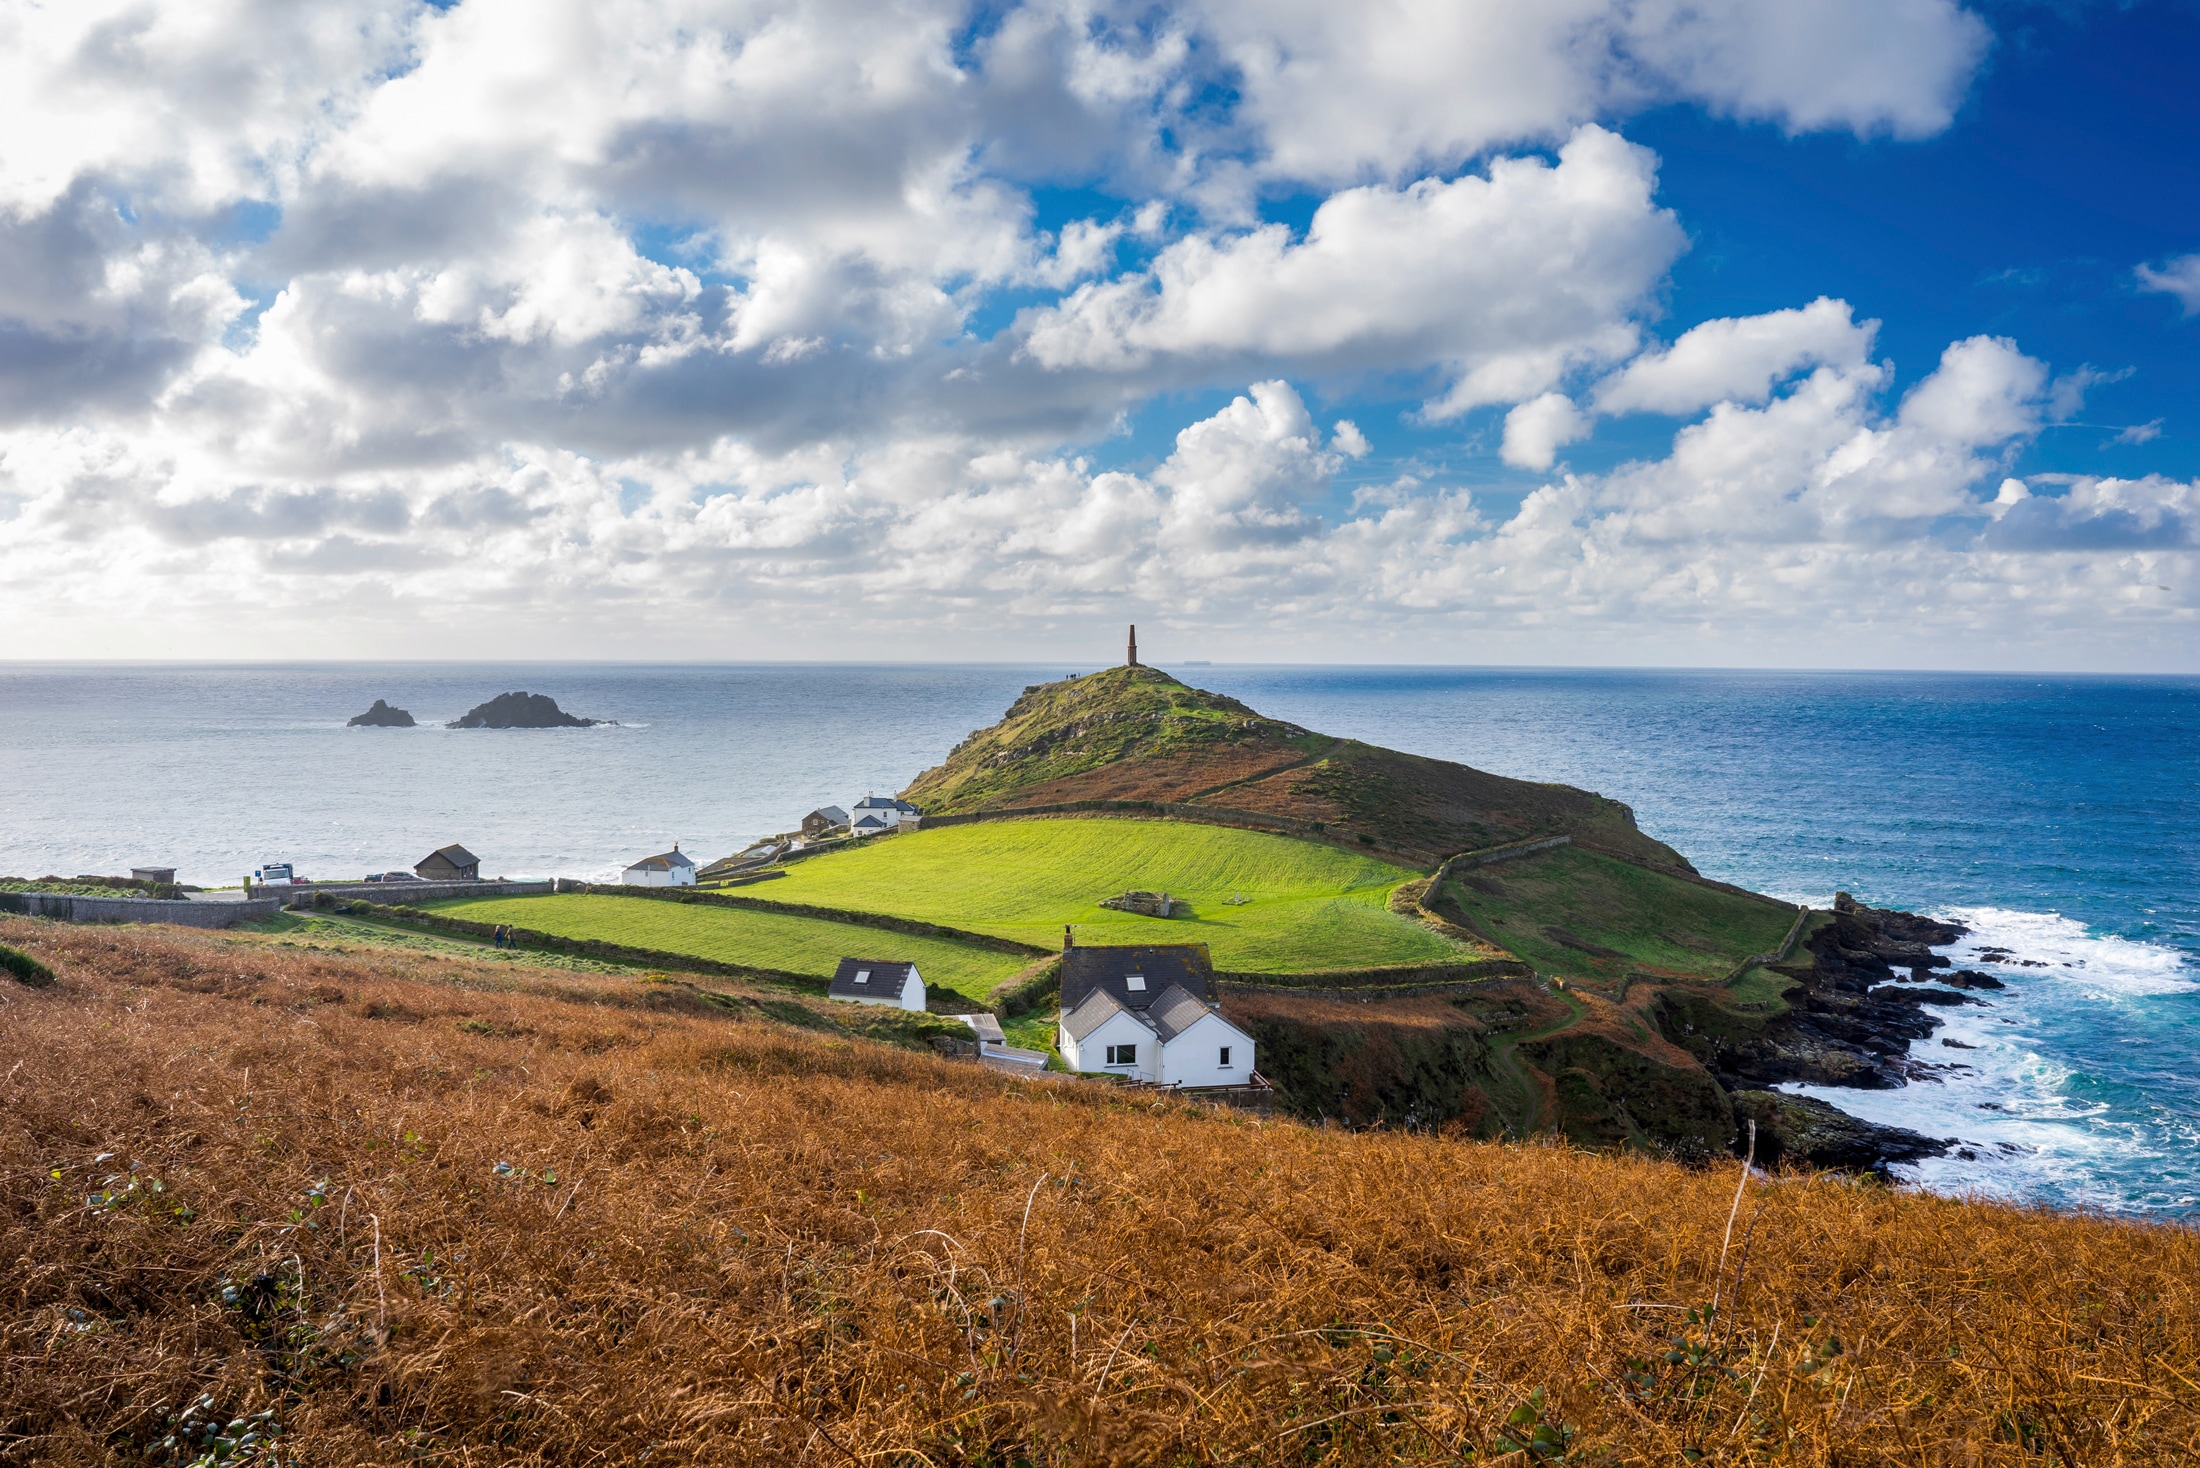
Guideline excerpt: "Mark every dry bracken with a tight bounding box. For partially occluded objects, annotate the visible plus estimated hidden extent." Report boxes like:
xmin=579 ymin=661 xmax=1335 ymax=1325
xmin=2 ymin=916 xmax=2196 ymax=1465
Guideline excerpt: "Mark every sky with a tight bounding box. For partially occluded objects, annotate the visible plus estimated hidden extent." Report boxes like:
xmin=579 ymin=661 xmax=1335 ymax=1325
xmin=0 ymin=0 xmax=2196 ymax=668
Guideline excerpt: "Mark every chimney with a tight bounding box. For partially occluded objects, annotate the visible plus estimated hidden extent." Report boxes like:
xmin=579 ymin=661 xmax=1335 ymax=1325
xmin=1063 ymin=924 xmax=1074 ymax=951
xmin=1127 ymin=623 xmax=1139 ymax=667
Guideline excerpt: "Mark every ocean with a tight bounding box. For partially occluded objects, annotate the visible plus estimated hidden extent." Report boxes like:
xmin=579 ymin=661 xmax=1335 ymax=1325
xmin=2 ymin=662 xmax=2195 ymax=1215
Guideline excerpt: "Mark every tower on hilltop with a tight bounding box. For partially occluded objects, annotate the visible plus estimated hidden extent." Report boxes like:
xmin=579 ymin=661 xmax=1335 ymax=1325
xmin=1127 ymin=624 xmax=1139 ymax=667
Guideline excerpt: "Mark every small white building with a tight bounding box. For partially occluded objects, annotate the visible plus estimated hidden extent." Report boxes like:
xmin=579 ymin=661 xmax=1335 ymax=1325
xmin=829 ymin=957 xmax=926 ymax=1012
xmin=850 ymin=794 xmax=919 ymax=836
xmin=622 ymin=844 xmax=697 ymax=887
xmin=1054 ymin=939 xmax=1255 ymax=1088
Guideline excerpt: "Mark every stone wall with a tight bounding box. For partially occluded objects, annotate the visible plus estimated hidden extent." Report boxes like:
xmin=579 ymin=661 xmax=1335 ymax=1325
xmin=0 ymin=892 xmax=284 ymax=928
xmin=280 ymin=879 xmax=556 ymax=904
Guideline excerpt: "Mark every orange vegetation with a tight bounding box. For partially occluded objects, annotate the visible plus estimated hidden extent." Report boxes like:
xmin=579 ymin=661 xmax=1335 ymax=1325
xmin=4 ymin=917 xmax=2198 ymax=1465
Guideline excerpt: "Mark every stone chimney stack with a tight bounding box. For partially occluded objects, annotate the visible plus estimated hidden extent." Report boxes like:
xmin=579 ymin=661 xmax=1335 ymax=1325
xmin=1127 ymin=623 xmax=1139 ymax=667
xmin=1063 ymin=923 xmax=1074 ymax=951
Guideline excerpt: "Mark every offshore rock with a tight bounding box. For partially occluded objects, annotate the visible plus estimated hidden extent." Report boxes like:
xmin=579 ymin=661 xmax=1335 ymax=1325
xmin=448 ymin=692 xmax=601 ymax=729
xmin=348 ymin=699 xmax=416 ymax=727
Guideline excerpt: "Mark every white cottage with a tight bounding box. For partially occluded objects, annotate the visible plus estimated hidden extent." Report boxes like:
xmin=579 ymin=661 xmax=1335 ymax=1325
xmin=1055 ymin=938 xmax=1255 ymax=1088
xmin=829 ymin=957 xmax=926 ymax=1012
xmin=622 ymin=844 xmax=697 ymax=887
xmin=850 ymin=794 xmax=919 ymax=836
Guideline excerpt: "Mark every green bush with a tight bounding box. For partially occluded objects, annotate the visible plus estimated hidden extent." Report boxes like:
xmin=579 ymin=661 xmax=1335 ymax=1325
xmin=0 ymin=944 xmax=55 ymax=989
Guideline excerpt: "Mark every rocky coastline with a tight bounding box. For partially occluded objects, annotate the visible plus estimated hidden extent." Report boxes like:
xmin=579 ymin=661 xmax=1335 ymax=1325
xmin=1666 ymin=892 xmax=2012 ymax=1173
xmin=447 ymin=692 xmax=605 ymax=729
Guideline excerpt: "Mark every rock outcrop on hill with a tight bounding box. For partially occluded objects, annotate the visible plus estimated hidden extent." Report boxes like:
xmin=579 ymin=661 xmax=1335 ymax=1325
xmin=347 ymin=699 xmax=416 ymax=727
xmin=447 ymin=692 xmax=601 ymax=729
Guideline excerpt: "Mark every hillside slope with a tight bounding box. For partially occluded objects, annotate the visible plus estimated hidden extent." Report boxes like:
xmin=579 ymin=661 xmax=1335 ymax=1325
xmin=4 ymin=919 xmax=2193 ymax=1465
xmin=901 ymin=665 xmax=1680 ymax=868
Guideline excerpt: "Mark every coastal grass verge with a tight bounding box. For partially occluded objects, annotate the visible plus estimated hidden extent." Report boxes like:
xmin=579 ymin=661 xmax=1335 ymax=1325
xmin=760 ymin=816 xmax=1466 ymax=972
xmin=1442 ymin=843 xmax=1798 ymax=987
xmin=4 ymin=917 xmax=2197 ymax=1464
xmin=428 ymin=891 xmax=1033 ymax=1000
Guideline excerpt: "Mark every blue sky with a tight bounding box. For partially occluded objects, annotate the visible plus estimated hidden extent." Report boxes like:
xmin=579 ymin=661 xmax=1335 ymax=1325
xmin=0 ymin=0 xmax=2194 ymax=667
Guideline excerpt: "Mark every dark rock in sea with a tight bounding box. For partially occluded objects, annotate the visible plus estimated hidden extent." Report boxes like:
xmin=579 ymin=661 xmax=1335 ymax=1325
xmin=348 ymin=699 xmax=416 ymax=727
xmin=447 ymin=692 xmax=603 ymax=729
xmin=1941 ymin=1038 xmax=1976 ymax=1049
xmin=1731 ymin=1090 xmax=1949 ymax=1173
xmin=1940 ymin=968 xmax=2006 ymax=990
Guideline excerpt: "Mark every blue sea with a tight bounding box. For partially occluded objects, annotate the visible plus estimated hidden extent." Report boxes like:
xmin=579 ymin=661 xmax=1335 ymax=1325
xmin=2 ymin=663 xmax=2194 ymax=1216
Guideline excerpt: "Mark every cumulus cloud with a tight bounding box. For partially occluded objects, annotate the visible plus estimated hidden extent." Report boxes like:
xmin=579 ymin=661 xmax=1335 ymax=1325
xmin=2136 ymin=253 xmax=2200 ymax=317
xmin=2 ymin=0 xmax=2191 ymax=668
xmin=1021 ymin=126 xmax=1681 ymax=412
xmin=1593 ymin=298 xmax=1875 ymax=416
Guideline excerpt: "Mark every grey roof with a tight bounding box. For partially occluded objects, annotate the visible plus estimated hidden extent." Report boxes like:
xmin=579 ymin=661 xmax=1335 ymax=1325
xmin=627 ymin=847 xmax=695 ymax=870
xmin=829 ymin=957 xmax=919 ymax=1002
xmin=853 ymin=795 xmax=918 ymax=813
xmin=808 ymin=805 xmax=849 ymax=824
xmin=1059 ymin=942 xmax=1217 ymax=1015
xmin=420 ymin=843 xmax=477 ymax=868
xmin=1145 ymin=984 xmax=1217 ymax=1041
xmin=1061 ymin=987 xmax=1135 ymax=1043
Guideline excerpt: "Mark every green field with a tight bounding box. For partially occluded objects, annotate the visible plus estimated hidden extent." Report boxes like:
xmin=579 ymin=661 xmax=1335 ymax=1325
xmin=425 ymin=894 xmax=1034 ymax=999
xmin=1441 ymin=844 xmax=1796 ymax=986
xmin=763 ymin=818 xmax=1464 ymax=973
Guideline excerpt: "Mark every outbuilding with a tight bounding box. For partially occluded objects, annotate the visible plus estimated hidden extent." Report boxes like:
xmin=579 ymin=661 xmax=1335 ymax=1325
xmin=829 ymin=958 xmax=926 ymax=1012
xmin=415 ymin=844 xmax=480 ymax=881
xmin=802 ymin=806 xmax=849 ymax=838
xmin=1055 ymin=937 xmax=1255 ymax=1088
xmin=622 ymin=844 xmax=697 ymax=887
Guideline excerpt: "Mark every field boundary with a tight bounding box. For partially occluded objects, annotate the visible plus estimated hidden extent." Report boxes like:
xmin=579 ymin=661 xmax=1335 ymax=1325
xmin=1218 ymin=957 xmax=1532 ymax=1000
xmin=338 ymin=899 xmax=834 ymax=991
xmin=916 ymin=800 xmax=1435 ymax=865
xmin=1723 ymin=904 xmax=1815 ymax=985
xmin=0 ymin=891 xmax=283 ymax=928
xmin=475 ymin=881 xmax=1051 ymax=958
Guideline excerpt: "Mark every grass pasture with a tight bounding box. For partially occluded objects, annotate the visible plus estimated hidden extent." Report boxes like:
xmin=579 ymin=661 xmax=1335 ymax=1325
xmin=764 ymin=817 xmax=1465 ymax=972
xmin=1443 ymin=844 xmax=1797 ymax=986
xmin=427 ymin=892 xmax=1034 ymax=1000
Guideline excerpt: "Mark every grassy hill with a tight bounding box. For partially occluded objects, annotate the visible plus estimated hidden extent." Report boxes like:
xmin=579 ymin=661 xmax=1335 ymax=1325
xmin=429 ymin=891 xmax=1036 ymax=999
xmin=6 ymin=918 xmax=2194 ymax=1464
xmin=901 ymin=665 xmax=1680 ymax=868
xmin=760 ymin=817 xmax=1475 ymax=972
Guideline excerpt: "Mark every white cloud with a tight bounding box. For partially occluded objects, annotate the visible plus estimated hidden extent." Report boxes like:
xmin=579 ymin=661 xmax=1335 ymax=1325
xmin=2136 ymin=253 xmax=2200 ymax=317
xmin=1593 ymin=297 xmax=1875 ymax=416
xmin=1020 ymin=125 xmax=1681 ymax=413
xmin=1501 ymin=393 xmax=1588 ymax=470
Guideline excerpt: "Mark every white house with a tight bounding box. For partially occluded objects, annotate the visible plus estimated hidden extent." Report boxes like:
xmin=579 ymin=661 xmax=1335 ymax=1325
xmin=1054 ymin=939 xmax=1255 ymax=1088
xmin=622 ymin=844 xmax=697 ymax=887
xmin=851 ymin=794 xmax=919 ymax=836
xmin=829 ymin=957 xmax=926 ymax=1012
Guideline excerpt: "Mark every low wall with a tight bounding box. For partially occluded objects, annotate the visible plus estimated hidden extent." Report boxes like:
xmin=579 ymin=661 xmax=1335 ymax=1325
xmin=546 ymin=880 xmax=1048 ymax=958
xmin=279 ymin=879 xmax=556 ymax=904
xmin=1217 ymin=957 xmax=1530 ymax=997
xmin=0 ymin=892 xmax=284 ymax=928
xmin=916 ymin=800 xmax=1434 ymax=865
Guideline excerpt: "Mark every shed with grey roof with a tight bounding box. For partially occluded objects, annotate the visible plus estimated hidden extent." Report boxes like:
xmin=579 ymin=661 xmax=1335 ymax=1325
xmin=829 ymin=957 xmax=926 ymax=1012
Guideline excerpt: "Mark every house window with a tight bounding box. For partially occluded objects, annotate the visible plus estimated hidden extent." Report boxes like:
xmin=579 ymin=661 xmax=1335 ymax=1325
xmin=1219 ymin=1046 xmax=1232 ymax=1068
xmin=854 ymin=970 xmax=869 ymax=984
xmin=1125 ymin=974 xmax=1146 ymax=991
xmin=1106 ymin=1043 xmax=1136 ymax=1066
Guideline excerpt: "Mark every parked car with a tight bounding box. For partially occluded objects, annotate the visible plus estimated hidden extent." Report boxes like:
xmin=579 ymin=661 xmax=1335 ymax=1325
xmin=379 ymin=871 xmax=423 ymax=883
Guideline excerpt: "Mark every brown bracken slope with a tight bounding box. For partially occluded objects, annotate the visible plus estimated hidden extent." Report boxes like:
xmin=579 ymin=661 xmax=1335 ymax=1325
xmin=901 ymin=665 xmax=1682 ymax=869
xmin=5 ymin=918 xmax=2198 ymax=1464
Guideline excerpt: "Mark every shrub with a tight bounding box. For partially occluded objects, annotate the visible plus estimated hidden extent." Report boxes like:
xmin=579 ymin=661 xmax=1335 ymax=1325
xmin=0 ymin=943 xmax=54 ymax=988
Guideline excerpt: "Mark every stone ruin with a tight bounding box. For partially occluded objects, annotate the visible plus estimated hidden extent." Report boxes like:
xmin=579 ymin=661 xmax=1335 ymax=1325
xmin=1099 ymin=890 xmax=1176 ymax=918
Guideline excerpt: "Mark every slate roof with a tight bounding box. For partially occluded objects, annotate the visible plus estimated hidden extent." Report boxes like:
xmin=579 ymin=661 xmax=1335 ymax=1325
xmin=418 ymin=843 xmax=478 ymax=871
xmin=852 ymin=795 xmax=918 ymax=814
xmin=808 ymin=806 xmax=849 ymax=825
xmin=1061 ymin=987 xmax=1131 ymax=1043
xmin=829 ymin=958 xmax=920 ymax=1003
xmin=1059 ymin=942 xmax=1217 ymax=1015
xmin=1145 ymin=983 xmax=1217 ymax=1041
xmin=626 ymin=847 xmax=695 ymax=871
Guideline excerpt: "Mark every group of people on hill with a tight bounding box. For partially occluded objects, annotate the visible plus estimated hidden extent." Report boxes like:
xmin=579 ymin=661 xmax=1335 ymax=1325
xmin=490 ymin=924 xmax=515 ymax=949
